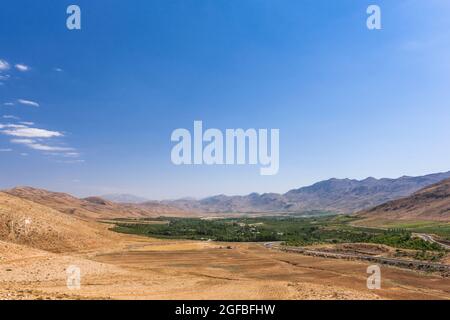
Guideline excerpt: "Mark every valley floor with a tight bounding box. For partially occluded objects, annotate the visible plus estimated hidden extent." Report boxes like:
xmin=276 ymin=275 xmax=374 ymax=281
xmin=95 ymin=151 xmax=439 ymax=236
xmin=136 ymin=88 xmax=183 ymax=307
xmin=1 ymin=235 xmax=449 ymax=300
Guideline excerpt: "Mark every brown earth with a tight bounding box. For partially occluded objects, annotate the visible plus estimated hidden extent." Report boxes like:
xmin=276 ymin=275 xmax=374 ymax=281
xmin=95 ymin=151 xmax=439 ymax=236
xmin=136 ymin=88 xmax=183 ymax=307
xmin=3 ymin=187 xmax=183 ymax=219
xmin=358 ymin=178 xmax=450 ymax=222
xmin=1 ymin=236 xmax=449 ymax=300
xmin=0 ymin=192 xmax=123 ymax=252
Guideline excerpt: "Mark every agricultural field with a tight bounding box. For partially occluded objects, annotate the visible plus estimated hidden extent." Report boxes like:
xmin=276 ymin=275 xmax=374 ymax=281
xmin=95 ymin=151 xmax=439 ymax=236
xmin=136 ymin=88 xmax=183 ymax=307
xmin=353 ymin=219 xmax=450 ymax=241
xmin=111 ymin=215 xmax=445 ymax=252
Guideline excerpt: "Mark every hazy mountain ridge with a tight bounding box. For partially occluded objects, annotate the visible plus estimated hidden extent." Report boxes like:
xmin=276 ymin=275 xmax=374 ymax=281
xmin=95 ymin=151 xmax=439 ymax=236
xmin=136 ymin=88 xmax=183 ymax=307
xmin=162 ymin=171 xmax=450 ymax=213
xmin=3 ymin=171 xmax=450 ymax=216
xmin=101 ymin=193 xmax=149 ymax=204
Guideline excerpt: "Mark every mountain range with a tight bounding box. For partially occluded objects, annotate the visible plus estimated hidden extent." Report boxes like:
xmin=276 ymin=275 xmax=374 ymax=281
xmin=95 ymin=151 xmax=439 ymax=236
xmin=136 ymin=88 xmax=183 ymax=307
xmin=2 ymin=171 xmax=450 ymax=219
xmin=161 ymin=171 xmax=450 ymax=213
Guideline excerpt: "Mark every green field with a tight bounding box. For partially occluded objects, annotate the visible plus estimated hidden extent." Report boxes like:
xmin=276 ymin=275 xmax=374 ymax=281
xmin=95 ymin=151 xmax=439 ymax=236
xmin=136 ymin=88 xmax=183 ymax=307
xmin=358 ymin=220 xmax=450 ymax=240
xmin=111 ymin=215 xmax=445 ymax=252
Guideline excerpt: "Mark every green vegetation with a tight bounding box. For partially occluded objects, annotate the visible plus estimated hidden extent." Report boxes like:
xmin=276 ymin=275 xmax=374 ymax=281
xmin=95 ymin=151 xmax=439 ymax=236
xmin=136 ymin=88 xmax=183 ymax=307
xmin=358 ymin=220 xmax=450 ymax=241
xmin=394 ymin=249 xmax=445 ymax=262
xmin=111 ymin=215 xmax=446 ymax=252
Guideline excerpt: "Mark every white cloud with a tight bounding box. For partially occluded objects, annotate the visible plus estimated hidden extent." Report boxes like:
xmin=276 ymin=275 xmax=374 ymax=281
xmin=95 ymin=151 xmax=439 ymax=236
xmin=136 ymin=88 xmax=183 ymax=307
xmin=20 ymin=121 xmax=34 ymax=126
xmin=0 ymin=124 xmax=63 ymax=139
xmin=57 ymin=159 xmax=85 ymax=164
xmin=64 ymin=152 xmax=80 ymax=157
xmin=0 ymin=59 xmax=10 ymax=71
xmin=20 ymin=153 xmax=28 ymax=156
xmin=0 ymin=148 xmax=12 ymax=152
xmin=3 ymin=102 xmax=14 ymax=106
xmin=11 ymin=138 xmax=73 ymax=151
xmin=3 ymin=115 xmax=19 ymax=120
xmin=1 ymin=123 xmax=77 ymax=155
xmin=0 ymin=74 xmax=10 ymax=80
xmin=10 ymin=138 xmax=34 ymax=144
xmin=15 ymin=64 xmax=29 ymax=72
xmin=32 ymin=144 xmax=72 ymax=151
xmin=0 ymin=123 xmax=27 ymax=129
xmin=18 ymin=99 xmax=39 ymax=107
xmin=2 ymin=127 xmax=63 ymax=138
xmin=54 ymin=67 xmax=63 ymax=72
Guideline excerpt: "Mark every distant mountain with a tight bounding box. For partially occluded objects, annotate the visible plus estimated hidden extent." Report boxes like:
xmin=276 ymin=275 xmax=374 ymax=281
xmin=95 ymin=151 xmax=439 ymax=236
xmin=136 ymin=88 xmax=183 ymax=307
xmin=101 ymin=193 xmax=149 ymax=204
xmin=3 ymin=187 xmax=182 ymax=219
xmin=163 ymin=171 xmax=450 ymax=214
xmin=5 ymin=171 xmax=450 ymax=218
xmin=358 ymin=178 xmax=450 ymax=222
xmin=283 ymin=172 xmax=450 ymax=213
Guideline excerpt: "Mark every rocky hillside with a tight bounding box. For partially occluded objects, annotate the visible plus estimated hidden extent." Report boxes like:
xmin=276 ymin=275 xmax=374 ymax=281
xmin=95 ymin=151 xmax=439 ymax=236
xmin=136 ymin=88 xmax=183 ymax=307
xmin=358 ymin=178 xmax=450 ymax=222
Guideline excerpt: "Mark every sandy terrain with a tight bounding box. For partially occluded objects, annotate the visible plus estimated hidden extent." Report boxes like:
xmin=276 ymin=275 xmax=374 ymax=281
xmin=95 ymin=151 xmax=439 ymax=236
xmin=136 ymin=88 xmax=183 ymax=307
xmin=0 ymin=192 xmax=122 ymax=252
xmin=1 ymin=236 xmax=449 ymax=300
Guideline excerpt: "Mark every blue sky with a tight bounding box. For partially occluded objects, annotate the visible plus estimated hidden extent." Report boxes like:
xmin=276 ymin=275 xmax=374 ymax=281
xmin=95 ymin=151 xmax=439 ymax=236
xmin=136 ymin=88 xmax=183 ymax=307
xmin=1 ymin=0 xmax=450 ymax=199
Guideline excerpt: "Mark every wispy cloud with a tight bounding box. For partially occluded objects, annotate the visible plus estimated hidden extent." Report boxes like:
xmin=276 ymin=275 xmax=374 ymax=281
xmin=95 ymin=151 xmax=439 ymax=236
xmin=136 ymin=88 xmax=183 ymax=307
xmin=0 ymin=59 xmax=82 ymax=162
xmin=1 ymin=122 xmax=79 ymax=159
xmin=0 ymin=123 xmax=27 ymax=129
xmin=1 ymin=126 xmax=63 ymax=138
xmin=64 ymin=152 xmax=80 ymax=157
xmin=3 ymin=115 xmax=19 ymax=120
xmin=56 ymin=159 xmax=85 ymax=164
xmin=11 ymin=138 xmax=73 ymax=151
xmin=15 ymin=63 xmax=29 ymax=72
xmin=18 ymin=99 xmax=40 ymax=107
xmin=0 ymin=59 xmax=10 ymax=71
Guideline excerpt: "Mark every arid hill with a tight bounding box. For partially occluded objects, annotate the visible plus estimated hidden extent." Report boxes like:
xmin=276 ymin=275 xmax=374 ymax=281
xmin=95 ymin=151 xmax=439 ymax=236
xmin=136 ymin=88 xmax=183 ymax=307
xmin=0 ymin=192 xmax=121 ymax=252
xmin=358 ymin=178 xmax=450 ymax=222
xmin=3 ymin=187 xmax=181 ymax=220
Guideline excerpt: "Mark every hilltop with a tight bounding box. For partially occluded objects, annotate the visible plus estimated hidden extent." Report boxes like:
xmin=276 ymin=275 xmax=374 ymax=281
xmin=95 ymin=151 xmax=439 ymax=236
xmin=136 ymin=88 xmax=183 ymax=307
xmin=4 ymin=187 xmax=181 ymax=219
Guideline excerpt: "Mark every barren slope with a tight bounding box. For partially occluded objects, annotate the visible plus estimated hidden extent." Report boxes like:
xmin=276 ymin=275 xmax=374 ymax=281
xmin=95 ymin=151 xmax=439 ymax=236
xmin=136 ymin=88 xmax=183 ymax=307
xmin=4 ymin=187 xmax=181 ymax=219
xmin=358 ymin=178 xmax=450 ymax=222
xmin=0 ymin=192 xmax=121 ymax=252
